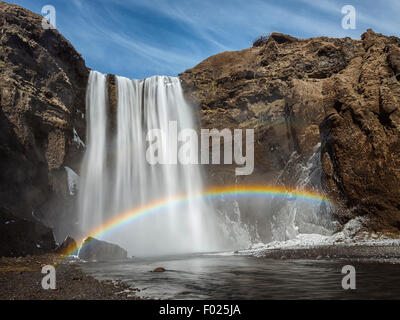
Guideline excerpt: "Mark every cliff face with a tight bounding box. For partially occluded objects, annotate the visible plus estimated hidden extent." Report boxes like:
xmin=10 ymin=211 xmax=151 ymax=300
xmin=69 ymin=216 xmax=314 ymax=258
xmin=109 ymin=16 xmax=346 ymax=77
xmin=180 ymin=31 xmax=400 ymax=234
xmin=320 ymin=31 xmax=400 ymax=233
xmin=0 ymin=2 xmax=89 ymax=245
xmin=180 ymin=32 xmax=363 ymax=185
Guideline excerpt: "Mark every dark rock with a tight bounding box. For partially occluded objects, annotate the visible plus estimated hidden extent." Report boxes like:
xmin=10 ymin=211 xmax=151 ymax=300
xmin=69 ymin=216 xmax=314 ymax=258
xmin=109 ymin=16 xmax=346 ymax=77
xmin=78 ymin=237 xmax=128 ymax=262
xmin=387 ymin=44 xmax=400 ymax=77
xmin=253 ymin=35 xmax=269 ymax=47
xmin=55 ymin=236 xmax=77 ymax=255
xmin=0 ymin=208 xmax=55 ymax=257
xmin=2 ymin=0 xmax=400 ymax=241
xmin=0 ymin=2 xmax=89 ymax=241
xmin=152 ymin=267 xmax=166 ymax=272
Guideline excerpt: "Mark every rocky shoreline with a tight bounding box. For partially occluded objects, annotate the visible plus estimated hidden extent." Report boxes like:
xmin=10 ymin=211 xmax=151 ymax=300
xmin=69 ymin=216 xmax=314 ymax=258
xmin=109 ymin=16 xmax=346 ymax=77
xmin=241 ymin=243 xmax=400 ymax=263
xmin=1 ymin=239 xmax=400 ymax=300
xmin=0 ymin=254 xmax=139 ymax=300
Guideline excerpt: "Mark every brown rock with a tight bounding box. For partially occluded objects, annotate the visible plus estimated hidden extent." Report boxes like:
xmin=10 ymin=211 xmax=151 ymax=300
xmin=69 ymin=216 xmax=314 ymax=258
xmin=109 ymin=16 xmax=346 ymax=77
xmin=320 ymin=30 xmax=400 ymax=232
xmin=55 ymin=236 xmax=78 ymax=255
xmin=180 ymin=33 xmax=363 ymax=188
xmin=0 ymin=2 xmax=89 ymax=241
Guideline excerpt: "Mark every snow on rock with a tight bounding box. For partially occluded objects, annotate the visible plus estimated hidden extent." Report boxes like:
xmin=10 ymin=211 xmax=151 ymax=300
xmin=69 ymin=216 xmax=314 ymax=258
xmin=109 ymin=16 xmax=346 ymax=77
xmin=64 ymin=166 xmax=79 ymax=196
xmin=73 ymin=127 xmax=85 ymax=148
xmin=238 ymin=218 xmax=400 ymax=257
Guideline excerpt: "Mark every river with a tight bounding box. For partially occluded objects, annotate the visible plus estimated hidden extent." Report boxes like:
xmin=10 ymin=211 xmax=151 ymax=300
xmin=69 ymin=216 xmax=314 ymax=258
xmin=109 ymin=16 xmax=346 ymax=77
xmin=81 ymin=253 xmax=400 ymax=299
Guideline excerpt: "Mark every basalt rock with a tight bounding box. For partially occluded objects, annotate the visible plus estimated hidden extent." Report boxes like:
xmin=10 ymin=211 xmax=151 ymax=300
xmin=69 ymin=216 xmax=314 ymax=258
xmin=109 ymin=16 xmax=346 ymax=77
xmin=0 ymin=2 xmax=89 ymax=242
xmin=78 ymin=237 xmax=128 ymax=262
xmin=320 ymin=30 xmax=400 ymax=233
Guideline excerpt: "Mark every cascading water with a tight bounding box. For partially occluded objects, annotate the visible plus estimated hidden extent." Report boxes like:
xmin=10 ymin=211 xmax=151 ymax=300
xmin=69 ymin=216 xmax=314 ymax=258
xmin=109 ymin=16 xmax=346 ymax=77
xmin=77 ymin=71 xmax=334 ymax=257
xmin=78 ymin=71 xmax=223 ymax=256
xmin=78 ymin=71 xmax=108 ymax=234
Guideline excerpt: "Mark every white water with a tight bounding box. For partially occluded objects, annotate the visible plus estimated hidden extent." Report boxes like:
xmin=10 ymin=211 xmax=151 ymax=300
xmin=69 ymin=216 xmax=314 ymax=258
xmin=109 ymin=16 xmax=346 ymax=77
xmin=78 ymin=71 xmax=224 ymax=256
xmin=77 ymin=71 xmax=334 ymax=257
xmin=78 ymin=71 xmax=108 ymax=234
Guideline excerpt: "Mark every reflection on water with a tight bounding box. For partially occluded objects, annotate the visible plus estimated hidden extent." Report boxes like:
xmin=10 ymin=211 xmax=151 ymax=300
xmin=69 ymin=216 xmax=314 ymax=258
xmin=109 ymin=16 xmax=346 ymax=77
xmin=82 ymin=254 xmax=400 ymax=299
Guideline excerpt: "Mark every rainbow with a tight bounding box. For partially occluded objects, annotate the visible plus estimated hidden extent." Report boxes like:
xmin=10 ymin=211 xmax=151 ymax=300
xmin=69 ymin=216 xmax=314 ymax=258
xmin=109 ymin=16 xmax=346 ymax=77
xmin=61 ymin=184 xmax=332 ymax=258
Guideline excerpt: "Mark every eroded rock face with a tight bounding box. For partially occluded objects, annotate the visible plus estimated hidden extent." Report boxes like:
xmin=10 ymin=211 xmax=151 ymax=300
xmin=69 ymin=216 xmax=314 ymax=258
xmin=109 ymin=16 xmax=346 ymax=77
xmin=179 ymin=33 xmax=363 ymax=186
xmin=320 ymin=30 xmax=400 ymax=233
xmin=180 ymin=30 xmax=400 ymax=234
xmin=0 ymin=2 xmax=89 ymax=240
xmin=78 ymin=237 xmax=128 ymax=262
xmin=55 ymin=236 xmax=78 ymax=255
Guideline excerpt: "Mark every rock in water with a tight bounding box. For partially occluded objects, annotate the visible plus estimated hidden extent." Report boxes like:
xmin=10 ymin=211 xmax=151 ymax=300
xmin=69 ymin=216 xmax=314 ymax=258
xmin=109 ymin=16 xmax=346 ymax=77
xmin=0 ymin=209 xmax=55 ymax=257
xmin=152 ymin=267 xmax=166 ymax=273
xmin=78 ymin=237 xmax=128 ymax=262
xmin=55 ymin=236 xmax=78 ymax=255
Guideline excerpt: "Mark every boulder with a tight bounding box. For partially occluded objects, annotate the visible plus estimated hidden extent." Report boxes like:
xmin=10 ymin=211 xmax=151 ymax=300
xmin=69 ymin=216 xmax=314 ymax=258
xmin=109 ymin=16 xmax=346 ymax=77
xmin=180 ymin=29 xmax=400 ymax=236
xmin=55 ymin=236 xmax=78 ymax=255
xmin=78 ymin=237 xmax=128 ymax=262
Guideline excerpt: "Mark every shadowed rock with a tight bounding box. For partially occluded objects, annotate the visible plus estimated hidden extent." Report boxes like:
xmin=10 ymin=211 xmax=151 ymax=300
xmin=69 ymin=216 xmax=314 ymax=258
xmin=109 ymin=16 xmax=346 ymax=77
xmin=0 ymin=208 xmax=55 ymax=257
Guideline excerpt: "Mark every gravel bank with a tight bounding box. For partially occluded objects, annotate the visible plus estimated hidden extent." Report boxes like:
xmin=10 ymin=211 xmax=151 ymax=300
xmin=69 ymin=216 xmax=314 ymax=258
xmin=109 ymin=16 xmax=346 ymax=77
xmin=0 ymin=254 xmax=139 ymax=300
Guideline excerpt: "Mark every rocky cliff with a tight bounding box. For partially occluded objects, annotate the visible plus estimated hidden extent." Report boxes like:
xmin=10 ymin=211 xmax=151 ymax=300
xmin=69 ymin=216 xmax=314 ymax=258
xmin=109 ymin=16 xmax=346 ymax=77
xmin=0 ymin=1 xmax=89 ymax=250
xmin=180 ymin=30 xmax=400 ymax=235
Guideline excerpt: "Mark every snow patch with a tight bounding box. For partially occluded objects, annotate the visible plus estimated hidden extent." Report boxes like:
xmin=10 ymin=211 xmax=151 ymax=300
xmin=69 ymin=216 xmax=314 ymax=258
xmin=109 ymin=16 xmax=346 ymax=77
xmin=244 ymin=233 xmax=331 ymax=256
xmin=64 ymin=166 xmax=79 ymax=196
xmin=73 ymin=128 xmax=85 ymax=148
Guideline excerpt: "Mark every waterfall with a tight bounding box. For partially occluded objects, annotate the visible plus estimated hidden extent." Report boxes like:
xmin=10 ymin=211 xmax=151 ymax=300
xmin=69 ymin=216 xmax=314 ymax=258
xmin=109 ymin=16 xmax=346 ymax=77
xmin=78 ymin=71 xmax=108 ymax=234
xmin=77 ymin=71 xmax=334 ymax=256
xmin=78 ymin=71 xmax=221 ymax=256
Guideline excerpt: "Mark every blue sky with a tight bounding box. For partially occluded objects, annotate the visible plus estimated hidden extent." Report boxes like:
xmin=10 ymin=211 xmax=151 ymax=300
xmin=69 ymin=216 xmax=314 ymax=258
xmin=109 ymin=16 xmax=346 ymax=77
xmin=7 ymin=0 xmax=400 ymax=79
